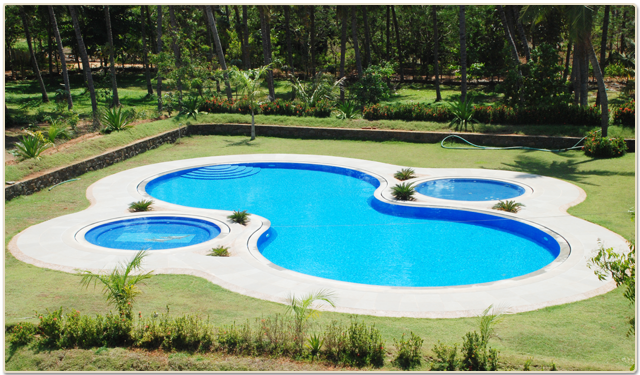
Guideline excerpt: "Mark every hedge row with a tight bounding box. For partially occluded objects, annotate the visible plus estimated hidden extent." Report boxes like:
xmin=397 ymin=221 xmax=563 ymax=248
xmin=201 ymin=97 xmax=332 ymax=118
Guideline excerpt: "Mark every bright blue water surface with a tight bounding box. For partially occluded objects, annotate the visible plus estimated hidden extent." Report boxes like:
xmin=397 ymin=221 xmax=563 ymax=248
xmin=85 ymin=216 xmax=221 ymax=250
xmin=145 ymin=163 xmax=559 ymax=286
xmin=416 ymin=178 xmax=526 ymax=201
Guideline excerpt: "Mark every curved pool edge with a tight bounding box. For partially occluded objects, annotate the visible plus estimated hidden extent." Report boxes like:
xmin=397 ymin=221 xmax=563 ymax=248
xmin=9 ymin=153 xmax=631 ymax=318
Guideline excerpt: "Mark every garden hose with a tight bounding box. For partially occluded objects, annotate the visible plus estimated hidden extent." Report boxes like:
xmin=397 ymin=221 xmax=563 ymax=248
xmin=440 ymin=132 xmax=596 ymax=153
xmin=48 ymin=178 xmax=80 ymax=191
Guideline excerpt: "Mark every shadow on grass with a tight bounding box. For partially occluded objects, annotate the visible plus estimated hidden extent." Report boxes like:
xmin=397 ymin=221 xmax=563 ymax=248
xmin=499 ymin=154 xmax=634 ymax=184
xmin=223 ymin=138 xmax=258 ymax=147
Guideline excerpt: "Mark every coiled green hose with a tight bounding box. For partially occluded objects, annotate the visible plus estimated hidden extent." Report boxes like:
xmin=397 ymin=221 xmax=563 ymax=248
xmin=440 ymin=132 xmax=593 ymax=153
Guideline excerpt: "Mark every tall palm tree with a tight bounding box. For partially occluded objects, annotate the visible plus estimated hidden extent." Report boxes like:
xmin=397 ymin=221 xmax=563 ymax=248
xmin=19 ymin=6 xmax=49 ymax=103
xmin=596 ymin=5 xmax=610 ymax=106
xmin=362 ymin=6 xmax=372 ymax=68
xmin=48 ymin=6 xmax=72 ymax=109
xmin=432 ymin=6 xmax=442 ymax=102
xmin=259 ymin=6 xmax=276 ymax=101
xmin=104 ymin=6 xmax=120 ymax=107
xmin=391 ymin=6 xmax=403 ymax=82
xmin=309 ymin=6 xmax=315 ymax=77
xmin=512 ymin=5 xmax=531 ymax=62
xmin=351 ymin=6 xmax=363 ymax=78
xmin=68 ymin=5 xmax=99 ymax=129
xmin=141 ymin=6 xmax=153 ymax=95
xmin=156 ymin=5 xmax=163 ymax=111
xmin=458 ymin=5 xmax=467 ymax=103
xmin=205 ymin=5 xmax=233 ymax=100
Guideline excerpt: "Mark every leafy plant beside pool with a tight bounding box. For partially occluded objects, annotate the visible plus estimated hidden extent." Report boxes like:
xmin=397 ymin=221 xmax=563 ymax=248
xmin=128 ymin=199 xmax=154 ymax=212
xmin=227 ymin=210 xmax=250 ymax=225
xmin=391 ymin=182 xmax=416 ymax=201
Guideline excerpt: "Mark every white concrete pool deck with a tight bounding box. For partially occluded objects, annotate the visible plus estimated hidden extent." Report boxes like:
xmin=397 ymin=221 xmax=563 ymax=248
xmin=9 ymin=154 xmax=629 ymax=318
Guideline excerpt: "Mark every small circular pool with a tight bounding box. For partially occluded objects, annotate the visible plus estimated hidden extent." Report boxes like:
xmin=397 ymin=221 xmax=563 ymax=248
xmin=416 ymin=178 xmax=526 ymax=201
xmin=84 ymin=216 xmax=221 ymax=250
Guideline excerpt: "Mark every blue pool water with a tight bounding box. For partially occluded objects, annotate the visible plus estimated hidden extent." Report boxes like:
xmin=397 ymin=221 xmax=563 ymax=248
xmin=145 ymin=163 xmax=559 ymax=286
xmin=85 ymin=216 xmax=221 ymax=250
xmin=416 ymin=178 xmax=526 ymax=201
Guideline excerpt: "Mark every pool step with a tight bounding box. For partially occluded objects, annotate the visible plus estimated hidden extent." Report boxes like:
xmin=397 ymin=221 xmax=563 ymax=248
xmin=180 ymin=165 xmax=261 ymax=180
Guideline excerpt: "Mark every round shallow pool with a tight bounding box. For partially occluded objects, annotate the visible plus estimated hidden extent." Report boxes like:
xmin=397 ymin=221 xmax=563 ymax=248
xmin=85 ymin=216 xmax=221 ymax=250
xmin=416 ymin=178 xmax=526 ymax=201
xmin=145 ymin=163 xmax=558 ymax=286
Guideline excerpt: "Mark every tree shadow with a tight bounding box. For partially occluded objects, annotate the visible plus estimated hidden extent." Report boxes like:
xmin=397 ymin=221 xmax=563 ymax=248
xmin=498 ymin=154 xmax=635 ymax=185
xmin=223 ymin=138 xmax=258 ymax=147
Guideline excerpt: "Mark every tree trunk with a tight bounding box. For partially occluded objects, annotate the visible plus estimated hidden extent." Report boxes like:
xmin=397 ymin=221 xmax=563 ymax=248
xmin=572 ymin=42 xmax=580 ymax=105
xmin=587 ymin=39 xmax=609 ymax=136
xmin=205 ymin=5 xmax=233 ymax=101
xmin=146 ymin=6 xmax=157 ymax=56
xmin=48 ymin=6 xmax=73 ymax=109
xmin=339 ymin=6 xmax=347 ymax=102
xmin=497 ymin=5 xmax=523 ymax=104
xmin=242 ymin=6 xmax=250 ymax=69
xmin=351 ymin=6 xmax=363 ymax=78
xmin=156 ymin=5 xmax=163 ymax=111
xmin=362 ymin=6 xmax=371 ymax=68
xmin=259 ymin=6 xmax=276 ymax=101
xmin=141 ymin=6 xmax=153 ymax=95
xmin=20 ymin=6 xmax=49 ymax=103
xmin=459 ymin=5 xmax=467 ymax=103
xmin=69 ymin=5 xmax=98 ymax=128
xmin=391 ymin=6 xmax=403 ymax=82
xmin=309 ymin=6 xmax=315 ymax=77
xmin=169 ymin=6 xmax=183 ymax=100
xmin=233 ymin=6 xmax=244 ymax=66
xmin=579 ymin=42 xmax=588 ymax=107
xmin=104 ymin=6 xmax=121 ymax=107
xmin=563 ymin=40 xmax=572 ymax=83
xmin=596 ymin=5 xmax=610 ymax=106
xmin=386 ymin=6 xmax=390 ymax=61
xmin=512 ymin=5 xmax=530 ymax=62
xmin=285 ymin=6 xmax=295 ymax=99
xmin=47 ymin=12 xmax=53 ymax=84
xmin=203 ymin=8 xmax=214 ymax=63
xmin=432 ymin=5 xmax=441 ymax=102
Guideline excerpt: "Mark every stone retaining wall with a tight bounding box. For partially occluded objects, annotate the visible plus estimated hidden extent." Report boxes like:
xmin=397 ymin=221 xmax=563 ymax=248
xmin=5 ymin=123 xmax=635 ymax=201
xmin=4 ymin=128 xmax=184 ymax=201
xmin=190 ymin=123 xmax=636 ymax=152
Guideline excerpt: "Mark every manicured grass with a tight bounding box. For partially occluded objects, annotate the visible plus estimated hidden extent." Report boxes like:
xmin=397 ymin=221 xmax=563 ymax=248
xmin=5 ymin=135 xmax=635 ymax=371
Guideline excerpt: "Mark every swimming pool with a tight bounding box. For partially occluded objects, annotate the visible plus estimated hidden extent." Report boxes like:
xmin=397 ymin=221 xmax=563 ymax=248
xmin=84 ymin=216 xmax=221 ymax=250
xmin=416 ymin=178 xmax=526 ymax=201
xmin=145 ymin=163 xmax=559 ymax=287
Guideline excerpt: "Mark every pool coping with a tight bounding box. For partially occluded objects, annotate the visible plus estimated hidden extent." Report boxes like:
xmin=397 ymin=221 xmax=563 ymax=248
xmin=8 ymin=154 xmax=629 ymax=318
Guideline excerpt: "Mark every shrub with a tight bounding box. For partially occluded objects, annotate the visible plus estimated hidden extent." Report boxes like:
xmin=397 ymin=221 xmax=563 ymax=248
xmin=611 ymin=99 xmax=635 ymax=127
xmin=13 ymin=131 xmax=54 ymax=160
xmin=392 ymin=332 xmax=424 ymax=370
xmin=102 ymin=106 xmax=133 ymax=133
xmin=391 ymin=182 xmax=416 ymax=201
xmin=363 ymin=102 xmax=453 ymax=122
xmin=180 ymin=96 xmax=202 ymax=120
xmin=447 ymin=97 xmax=478 ymax=132
xmin=36 ymin=307 xmax=64 ymax=347
xmin=460 ymin=331 xmax=499 ymax=371
xmin=201 ymin=97 xmax=332 ymax=118
xmin=335 ymin=101 xmax=360 ymax=120
xmin=208 ymin=246 xmax=229 ymax=257
xmin=255 ymin=314 xmax=297 ymax=356
xmin=430 ymin=341 xmax=459 ymax=371
xmin=394 ymin=168 xmax=416 ymax=181
xmin=341 ymin=320 xmax=385 ymax=368
xmin=128 ymin=199 xmax=154 ymax=212
xmin=350 ymin=63 xmax=394 ymax=105
xmin=582 ymin=129 xmax=628 ymax=158
xmin=216 ymin=321 xmax=254 ymax=355
xmin=492 ymin=200 xmax=525 ymax=213
xmin=136 ymin=314 xmax=215 ymax=352
xmin=228 ymin=210 xmax=251 ymax=225
xmin=9 ymin=322 xmax=37 ymax=347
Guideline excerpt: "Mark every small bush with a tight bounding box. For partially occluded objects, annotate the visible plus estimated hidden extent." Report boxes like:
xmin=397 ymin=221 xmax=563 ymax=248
xmin=228 ymin=210 xmax=251 ymax=225
xmin=9 ymin=322 xmax=37 ymax=347
xmin=611 ymin=99 xmax=635 ymax=127
xmin=180 ymin=96 xmax=202 ymax=120
xmin=431 ymin=341 xmax=459 ymax=371
xmin=394 ymin=168 xmax=416 ymax=181
xmin=342 ymin=320 xmax=386 ymax=368
xmin=102 ymin=106 xmax=133 ymax=133
xmin=583 ymin=129 xmax=628 ymax=158
xmin=216 ymin=321 xmax=254 ymax=355
xmin=14 ymin=131 xmax=54 ymax=160
xmin=36 ymin=307 xmax=64 ymax=347
xmin=391 ymin=182 xmax=416 ymax=201
xmin=523 ymin=357 xmax=533 ymax=371
xmin=492 ymin=200 xmax=525 ymax=213
xmin=208 ymin=246 xmax=229 ymax=257
xmin=460 ymin=331 xmax=499 ymax=371
xmin=392 ymin=332 xmax=424 ymax=370
xmin=350 ymin=63 xmax=394 ymax=105
xmin=128 ymin=199 xmax=154 ymax=212
xmin=335 ymin=101 xmax=360 ymax=120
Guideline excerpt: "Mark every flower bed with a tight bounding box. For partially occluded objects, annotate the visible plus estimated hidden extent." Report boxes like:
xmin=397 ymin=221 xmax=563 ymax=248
xmin=611 ymin=99 xmax=635 ymax=127
xmin=201 ymin=98 xmax=332 ymax=118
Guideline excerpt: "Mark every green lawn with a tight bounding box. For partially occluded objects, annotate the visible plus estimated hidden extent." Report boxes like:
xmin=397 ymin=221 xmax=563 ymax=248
xmin=4 ymin=134 xmax=635 ymax=371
